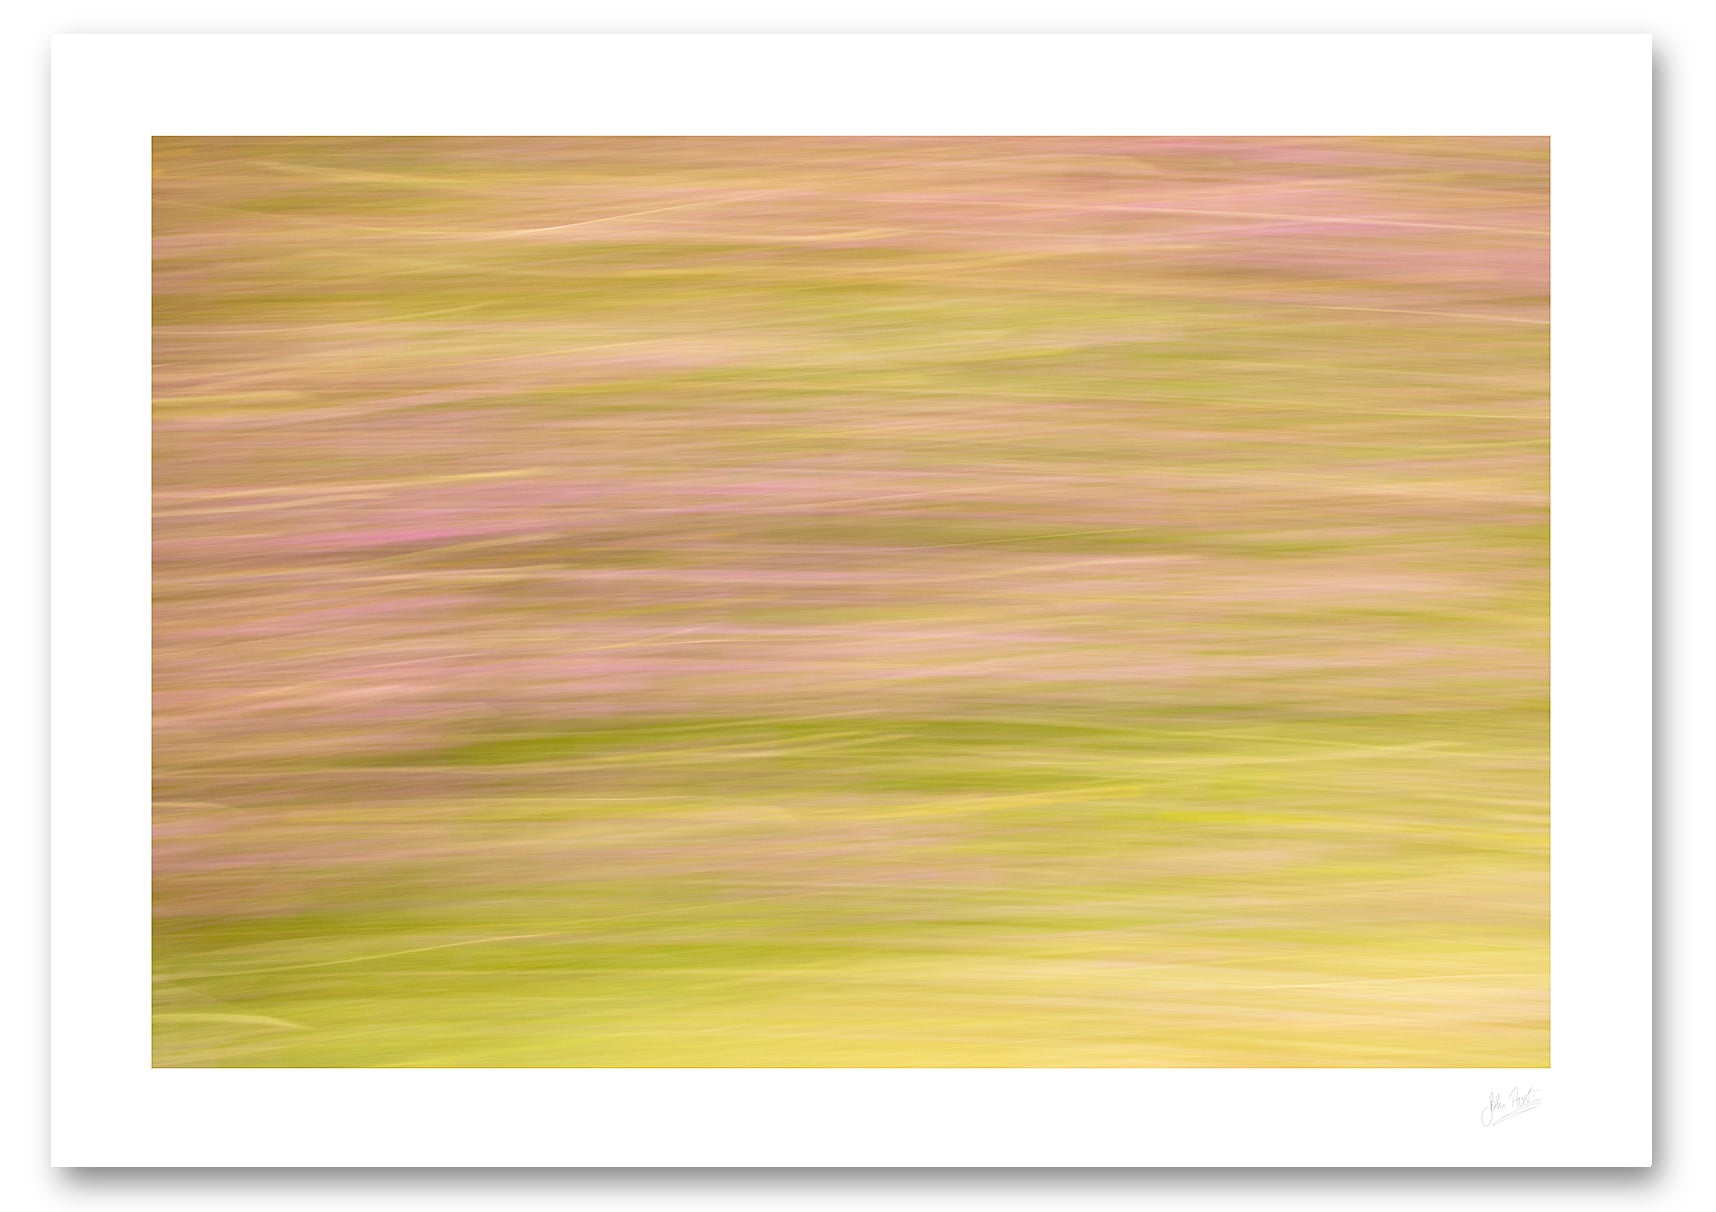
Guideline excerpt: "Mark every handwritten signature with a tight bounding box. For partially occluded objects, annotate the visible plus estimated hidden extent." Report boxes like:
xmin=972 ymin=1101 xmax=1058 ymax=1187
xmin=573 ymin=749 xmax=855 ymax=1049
xmin=1481 ymin=1086 xmax=1543 ymax=1127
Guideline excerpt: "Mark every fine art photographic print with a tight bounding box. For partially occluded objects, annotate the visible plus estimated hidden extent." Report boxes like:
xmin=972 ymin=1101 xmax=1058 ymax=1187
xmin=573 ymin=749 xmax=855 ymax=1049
xmin=152 ymin=135 xmax=1551 ymax=1070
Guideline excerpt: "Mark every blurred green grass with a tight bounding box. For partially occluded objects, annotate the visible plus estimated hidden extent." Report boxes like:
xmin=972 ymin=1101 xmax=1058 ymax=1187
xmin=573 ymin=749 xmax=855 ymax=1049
xmin=153 ymin=137 xmax=1548 ymax=1066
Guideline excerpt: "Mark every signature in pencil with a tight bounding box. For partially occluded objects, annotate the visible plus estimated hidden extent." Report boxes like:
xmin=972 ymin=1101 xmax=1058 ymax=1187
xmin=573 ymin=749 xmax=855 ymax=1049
xmin=1481 ymin=1086 xmax=1543 ymax=1127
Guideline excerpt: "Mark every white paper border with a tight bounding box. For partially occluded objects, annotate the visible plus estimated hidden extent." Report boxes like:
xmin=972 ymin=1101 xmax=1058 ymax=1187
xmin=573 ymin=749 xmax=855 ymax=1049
xmin=50 ymin=33 xmax=1651 ymax=1167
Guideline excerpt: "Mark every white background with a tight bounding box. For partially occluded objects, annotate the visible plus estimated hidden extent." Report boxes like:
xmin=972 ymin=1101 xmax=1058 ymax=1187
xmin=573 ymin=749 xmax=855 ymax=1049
xmin=7 ymin=1 xmax=1710 ymax=1208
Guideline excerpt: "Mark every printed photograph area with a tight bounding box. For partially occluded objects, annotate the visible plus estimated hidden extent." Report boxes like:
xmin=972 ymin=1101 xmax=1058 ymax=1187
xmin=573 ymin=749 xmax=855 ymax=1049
xmin=153 ymin=137 xmax=1548 ymax=1067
